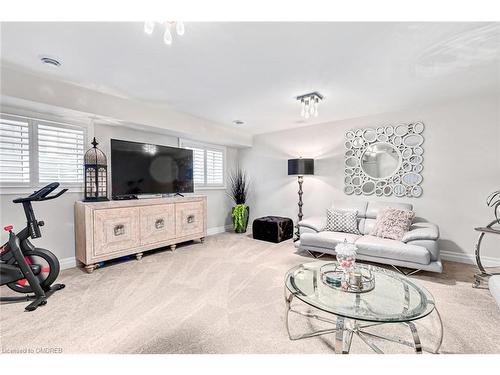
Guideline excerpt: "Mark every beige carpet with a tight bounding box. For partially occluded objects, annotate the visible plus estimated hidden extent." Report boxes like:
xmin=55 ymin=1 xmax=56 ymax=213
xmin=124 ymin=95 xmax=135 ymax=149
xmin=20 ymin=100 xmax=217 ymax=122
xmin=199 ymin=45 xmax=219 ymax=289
xmin=1 ymin=232 xmax=499 ymax=354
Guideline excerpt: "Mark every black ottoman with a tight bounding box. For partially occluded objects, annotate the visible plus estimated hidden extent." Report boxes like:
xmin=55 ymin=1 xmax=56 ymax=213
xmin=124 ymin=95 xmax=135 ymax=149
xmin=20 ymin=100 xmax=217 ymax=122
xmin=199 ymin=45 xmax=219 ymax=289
xmin=252 ymin=216 xmax=294 ymax=243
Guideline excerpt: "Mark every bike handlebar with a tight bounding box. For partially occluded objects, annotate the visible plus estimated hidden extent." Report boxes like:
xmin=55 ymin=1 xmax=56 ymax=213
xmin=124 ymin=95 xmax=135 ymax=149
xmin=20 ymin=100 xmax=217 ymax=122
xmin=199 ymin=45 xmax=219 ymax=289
xmin=41 ymin=189 xmax=68 ymax=201
xmin=12 ymin=183 xmax=68 ymax=203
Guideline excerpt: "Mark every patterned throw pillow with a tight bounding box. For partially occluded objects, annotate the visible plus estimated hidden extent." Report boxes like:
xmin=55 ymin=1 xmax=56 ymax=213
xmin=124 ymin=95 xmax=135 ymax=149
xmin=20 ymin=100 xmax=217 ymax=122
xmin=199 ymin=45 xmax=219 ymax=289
xmin=371 ymin=207 xmax=415 ymax=241
xmin=324 ymin=209 xmax=360 ymax=234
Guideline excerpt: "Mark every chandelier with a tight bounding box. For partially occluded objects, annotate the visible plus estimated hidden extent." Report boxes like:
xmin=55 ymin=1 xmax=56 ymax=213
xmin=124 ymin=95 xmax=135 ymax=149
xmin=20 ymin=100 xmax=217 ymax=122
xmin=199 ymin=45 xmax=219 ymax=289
xmin=144 ymin=21 xmax=185 ymax=45
xmin=297 ymin=92 xmax=323 ymax=119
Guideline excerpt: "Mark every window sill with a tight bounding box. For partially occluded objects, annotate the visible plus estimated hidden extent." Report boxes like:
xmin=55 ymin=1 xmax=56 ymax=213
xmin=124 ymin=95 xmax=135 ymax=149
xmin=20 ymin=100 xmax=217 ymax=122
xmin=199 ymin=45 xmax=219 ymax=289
xmin=194 ymin=185 xmax=227 ymax=191
xmin=0 ymin=186 xmax=84 ymax=195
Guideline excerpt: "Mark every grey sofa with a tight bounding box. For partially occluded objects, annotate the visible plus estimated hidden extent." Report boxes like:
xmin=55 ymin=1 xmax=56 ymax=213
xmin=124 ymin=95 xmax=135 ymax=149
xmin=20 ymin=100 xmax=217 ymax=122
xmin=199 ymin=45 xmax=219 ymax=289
xmin=490 ymin=276 xmax=500 ymax=308
xmin=298 ymin=200 xmax=442 ymax=273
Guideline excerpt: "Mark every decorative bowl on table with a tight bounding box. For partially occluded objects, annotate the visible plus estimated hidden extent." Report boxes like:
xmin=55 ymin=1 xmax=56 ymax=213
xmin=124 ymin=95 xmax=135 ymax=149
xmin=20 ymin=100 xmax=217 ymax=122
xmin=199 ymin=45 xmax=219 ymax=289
xmin=320 ymin=262 xmax=376 ymax=293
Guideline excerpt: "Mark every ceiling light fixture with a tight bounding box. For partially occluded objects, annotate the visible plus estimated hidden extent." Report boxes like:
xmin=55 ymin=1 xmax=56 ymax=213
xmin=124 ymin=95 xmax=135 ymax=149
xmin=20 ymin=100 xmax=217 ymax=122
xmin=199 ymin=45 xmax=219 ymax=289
xmin=143 ymin=21 xmax=185 ymax=46
xmin=296 ymin=92 xmax=323 ymax=119
xmin=232 ymin=120 xmax=245 ymax=126
xmin=40 ymin=56 xmax=61 ymax=67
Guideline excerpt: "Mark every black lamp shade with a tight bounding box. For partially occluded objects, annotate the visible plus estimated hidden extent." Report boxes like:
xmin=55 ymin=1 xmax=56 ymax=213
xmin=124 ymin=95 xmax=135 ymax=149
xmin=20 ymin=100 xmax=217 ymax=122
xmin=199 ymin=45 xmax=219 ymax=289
xmin=288 ymin=158 xmax=314 ymax=176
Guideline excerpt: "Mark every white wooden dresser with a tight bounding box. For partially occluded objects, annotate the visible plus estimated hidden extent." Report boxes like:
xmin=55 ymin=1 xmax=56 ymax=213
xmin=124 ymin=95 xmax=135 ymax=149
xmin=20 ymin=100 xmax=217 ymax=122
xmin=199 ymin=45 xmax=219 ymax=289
xmin=75 ymin=196 xmax=207 ymax=273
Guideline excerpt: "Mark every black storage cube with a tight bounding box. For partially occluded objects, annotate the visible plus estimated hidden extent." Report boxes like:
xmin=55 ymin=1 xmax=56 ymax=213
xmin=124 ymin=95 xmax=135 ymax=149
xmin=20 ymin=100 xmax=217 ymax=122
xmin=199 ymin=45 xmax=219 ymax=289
xmin=252 ymin=216 xmax=293 ymax=243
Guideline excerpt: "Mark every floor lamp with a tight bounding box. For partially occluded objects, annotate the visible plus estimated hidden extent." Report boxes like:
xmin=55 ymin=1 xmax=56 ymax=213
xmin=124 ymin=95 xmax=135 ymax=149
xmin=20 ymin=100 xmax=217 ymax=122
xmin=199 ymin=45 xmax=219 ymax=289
xmin=288 ymin=158 xmax=314 ymax=241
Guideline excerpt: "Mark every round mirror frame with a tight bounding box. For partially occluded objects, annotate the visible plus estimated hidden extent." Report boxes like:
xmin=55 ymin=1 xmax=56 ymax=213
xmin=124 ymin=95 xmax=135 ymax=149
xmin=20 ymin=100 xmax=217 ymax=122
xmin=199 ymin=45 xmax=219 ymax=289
xmin=360 ymin=142 xmax=402 ymax=181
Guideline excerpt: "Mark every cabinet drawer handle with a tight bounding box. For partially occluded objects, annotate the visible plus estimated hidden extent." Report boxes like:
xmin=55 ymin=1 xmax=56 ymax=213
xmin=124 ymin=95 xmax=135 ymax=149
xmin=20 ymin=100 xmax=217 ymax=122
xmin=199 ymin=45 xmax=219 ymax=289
xmin=155 ymin=218 xmax=165 ymax=229
xmin=187 ymin=215 xmax=195 ymax=224
xmin=114 ymin=224 xmax=125 ymax=236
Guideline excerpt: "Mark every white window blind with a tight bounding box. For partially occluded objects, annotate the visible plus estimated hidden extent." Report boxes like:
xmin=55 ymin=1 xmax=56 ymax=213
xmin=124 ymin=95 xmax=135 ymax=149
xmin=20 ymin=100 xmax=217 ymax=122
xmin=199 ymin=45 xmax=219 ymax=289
xmin=181 ymin=140 xmax=226 ymax=188
xmin=37 ymin=122 xmax=85 ymax=184
xmin=185 ymin=146 xmax=205 ymax=185
xmin=206 ymin=149 xmax=224 ymax=185
xmin=0 ymin=116 xmax=30 ymax=185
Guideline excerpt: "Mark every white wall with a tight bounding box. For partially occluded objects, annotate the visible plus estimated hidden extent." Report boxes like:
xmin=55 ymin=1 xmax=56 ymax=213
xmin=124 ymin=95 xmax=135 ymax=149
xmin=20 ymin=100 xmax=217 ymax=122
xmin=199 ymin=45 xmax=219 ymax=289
xmin=0 ymin=123 xmax=237 ymax=267
xmin=239 ymin=93 xmax=500 ymax=264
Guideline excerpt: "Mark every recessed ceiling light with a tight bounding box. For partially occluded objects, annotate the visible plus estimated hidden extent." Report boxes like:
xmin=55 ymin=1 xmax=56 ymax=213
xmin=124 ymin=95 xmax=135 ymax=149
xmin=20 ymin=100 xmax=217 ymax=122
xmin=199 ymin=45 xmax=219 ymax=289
xmin=40 ymin=56 xmax=61 ymax=67
xmin=232 ymin=120 xmax=245 ymax=125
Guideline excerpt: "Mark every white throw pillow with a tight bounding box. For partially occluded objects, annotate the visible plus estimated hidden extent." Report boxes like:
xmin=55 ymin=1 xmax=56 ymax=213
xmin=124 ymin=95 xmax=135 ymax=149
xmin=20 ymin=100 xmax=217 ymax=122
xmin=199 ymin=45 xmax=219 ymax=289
xmin=324 ymin=208 xmax=360 ymax=234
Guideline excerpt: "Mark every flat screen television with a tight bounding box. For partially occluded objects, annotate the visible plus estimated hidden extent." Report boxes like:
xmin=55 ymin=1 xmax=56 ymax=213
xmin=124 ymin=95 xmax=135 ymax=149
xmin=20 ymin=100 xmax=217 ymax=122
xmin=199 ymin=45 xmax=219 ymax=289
xmin=111 ymin=139 xmax=194 ymax=198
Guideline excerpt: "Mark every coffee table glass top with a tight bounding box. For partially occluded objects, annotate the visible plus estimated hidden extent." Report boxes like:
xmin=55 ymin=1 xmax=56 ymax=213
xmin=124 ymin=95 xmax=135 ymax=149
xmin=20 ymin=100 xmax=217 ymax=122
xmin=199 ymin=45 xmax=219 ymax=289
xmin=285 ymin=261 xmax=435 ymax=323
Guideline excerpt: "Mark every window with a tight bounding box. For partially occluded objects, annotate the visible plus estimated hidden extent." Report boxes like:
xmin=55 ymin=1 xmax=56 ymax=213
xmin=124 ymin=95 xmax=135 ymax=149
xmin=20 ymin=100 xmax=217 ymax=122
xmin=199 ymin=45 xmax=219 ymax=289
xmin=0 ymin=113 xmax=86 ymax=189
xmin=180 ymin=139 xmax=226 ymax=189
xmin=37 ymin=122 xmax=85 ymax=184
xmin=0 ymin=116 xmax=30 ymax=185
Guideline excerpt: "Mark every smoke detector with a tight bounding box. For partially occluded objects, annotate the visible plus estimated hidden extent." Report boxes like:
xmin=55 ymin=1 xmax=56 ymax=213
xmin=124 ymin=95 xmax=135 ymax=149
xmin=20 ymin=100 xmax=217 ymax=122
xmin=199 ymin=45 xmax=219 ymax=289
xmin=40 ymin=56 xmax=61 ymax=67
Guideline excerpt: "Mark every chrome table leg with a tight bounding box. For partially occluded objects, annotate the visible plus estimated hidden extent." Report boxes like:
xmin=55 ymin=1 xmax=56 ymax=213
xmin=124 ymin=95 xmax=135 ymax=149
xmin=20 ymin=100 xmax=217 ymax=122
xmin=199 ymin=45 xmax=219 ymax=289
xmin=433 ymin=307 xmax=444 ymax=354
xmin=285 ymin=288 xmax=337 ymax=340
xmin=335 ymin=316 xmax=345 ymax=354
xmin=406 ymin=321 xmax=423 ymax=353
xmin=357 ymin=331 xmax=384 ymax=354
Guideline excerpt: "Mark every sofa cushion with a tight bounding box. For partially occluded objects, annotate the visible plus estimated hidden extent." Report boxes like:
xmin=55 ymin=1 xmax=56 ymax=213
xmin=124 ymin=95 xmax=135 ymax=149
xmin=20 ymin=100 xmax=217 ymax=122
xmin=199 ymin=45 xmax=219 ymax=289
xmin=355 ymin=235 xmax=430 ymax=265
xmin=332 ymin=200 xmax=368 ymax=218
xmin=360 ymin=218 xmax=377 ymax=235
xmin=371 ymin=207 xmax=415 ymax=241
xmin=325 ymin=209 xmax=360 ymax=234
xmin=489 ymin=276 xmax=500 ymax=308
xmin=366 ymin=201 xmax=413 ymax=219
xmin=406 ymin=239 xmax=439 ymax=261
xmin=300 ymin=231 xmax=362 ymax=250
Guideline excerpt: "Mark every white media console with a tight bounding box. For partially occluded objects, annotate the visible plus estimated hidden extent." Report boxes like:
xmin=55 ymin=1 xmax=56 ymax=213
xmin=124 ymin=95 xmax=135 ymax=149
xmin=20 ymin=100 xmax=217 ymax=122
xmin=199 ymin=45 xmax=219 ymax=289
xmin=75 ymin=195 xmax=207 ymax=273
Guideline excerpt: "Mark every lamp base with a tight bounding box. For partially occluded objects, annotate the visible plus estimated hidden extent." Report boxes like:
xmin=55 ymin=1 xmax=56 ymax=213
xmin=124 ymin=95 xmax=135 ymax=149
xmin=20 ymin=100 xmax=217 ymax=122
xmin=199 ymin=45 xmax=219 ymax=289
xmin=295 ymin=175 xmax=304 ymax=241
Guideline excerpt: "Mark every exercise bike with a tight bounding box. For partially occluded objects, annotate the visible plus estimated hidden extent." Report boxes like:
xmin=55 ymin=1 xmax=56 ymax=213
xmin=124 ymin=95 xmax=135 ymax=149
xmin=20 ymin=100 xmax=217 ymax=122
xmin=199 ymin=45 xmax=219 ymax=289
xmin=0 ymin=182 xmax=67 ymax=311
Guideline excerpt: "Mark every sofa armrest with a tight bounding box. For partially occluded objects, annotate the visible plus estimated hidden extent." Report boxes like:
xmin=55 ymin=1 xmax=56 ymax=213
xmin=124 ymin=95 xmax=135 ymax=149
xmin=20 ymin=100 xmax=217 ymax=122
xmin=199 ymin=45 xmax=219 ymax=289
xmin=298 ymin=216 xmax=326 ymax=233
xmin=402 ymin=222 xmax=440 ymax=243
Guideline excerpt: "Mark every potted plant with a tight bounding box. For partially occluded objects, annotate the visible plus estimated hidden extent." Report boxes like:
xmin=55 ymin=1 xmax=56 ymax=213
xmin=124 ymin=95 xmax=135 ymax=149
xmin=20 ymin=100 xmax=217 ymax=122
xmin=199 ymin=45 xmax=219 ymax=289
xmin=227 ymin=167 xmax=250 ymax=233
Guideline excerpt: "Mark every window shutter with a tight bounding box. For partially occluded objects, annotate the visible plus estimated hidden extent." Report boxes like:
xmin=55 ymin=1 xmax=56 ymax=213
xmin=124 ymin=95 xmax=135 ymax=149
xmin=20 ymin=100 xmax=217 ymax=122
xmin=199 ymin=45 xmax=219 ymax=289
xmin=186 ymin=146 xmax=205 ymax=185
xmin=0 ymin=116 xmax=30 ymax=184
xmin=181 ymin=140 xmax=225 ymax=188
xmin=37 ymin=122 xmax=85 ymax=184
xmin=206 ymin=149 xmax=224 ymax=185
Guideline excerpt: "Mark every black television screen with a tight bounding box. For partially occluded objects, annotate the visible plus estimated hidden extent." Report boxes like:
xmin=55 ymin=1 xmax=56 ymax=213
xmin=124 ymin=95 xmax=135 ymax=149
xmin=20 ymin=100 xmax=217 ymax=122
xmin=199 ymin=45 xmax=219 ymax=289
xmin=111 ymin=139 xmax=194 ymax=197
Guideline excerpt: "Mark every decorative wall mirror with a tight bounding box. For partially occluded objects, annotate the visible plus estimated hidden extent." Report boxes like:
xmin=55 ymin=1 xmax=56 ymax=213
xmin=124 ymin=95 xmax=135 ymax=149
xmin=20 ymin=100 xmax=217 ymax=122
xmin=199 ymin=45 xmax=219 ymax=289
xmin=344 ymin=122 xmax=425 ymax=198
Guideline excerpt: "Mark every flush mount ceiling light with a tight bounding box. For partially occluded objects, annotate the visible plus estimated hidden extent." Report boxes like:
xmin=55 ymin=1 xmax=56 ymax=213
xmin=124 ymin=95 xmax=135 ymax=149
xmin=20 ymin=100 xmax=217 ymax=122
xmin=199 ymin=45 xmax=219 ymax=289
xmin=232 ymin=120 xmax=245 ymax=126
xmin=144 ymin=21 xmax=185 ymax=46
xmin=296 ymin=92 xmax=323 ymax=119
xmin=40 ymin=56 xmax=61 ymax=67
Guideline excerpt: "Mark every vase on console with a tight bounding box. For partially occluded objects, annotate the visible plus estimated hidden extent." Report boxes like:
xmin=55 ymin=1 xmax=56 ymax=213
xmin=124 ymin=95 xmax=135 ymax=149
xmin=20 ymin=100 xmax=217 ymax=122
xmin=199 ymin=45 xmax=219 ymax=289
xmin=227 ymin=167 xmax=250 ymax=233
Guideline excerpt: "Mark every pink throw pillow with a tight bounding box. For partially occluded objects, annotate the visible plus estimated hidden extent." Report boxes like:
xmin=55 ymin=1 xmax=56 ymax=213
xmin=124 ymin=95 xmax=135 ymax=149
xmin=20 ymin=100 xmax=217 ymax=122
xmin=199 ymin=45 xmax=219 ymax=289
xmin=371 ymin=207 xmax=415 ymax=241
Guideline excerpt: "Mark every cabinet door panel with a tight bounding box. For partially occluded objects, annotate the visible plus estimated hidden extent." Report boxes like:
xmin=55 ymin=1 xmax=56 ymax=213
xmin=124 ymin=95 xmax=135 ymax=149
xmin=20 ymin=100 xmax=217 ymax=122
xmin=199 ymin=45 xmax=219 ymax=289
xmin=140 ymin=204 xmax=175 ymax=245
xmin=175 ymin=201 xmax=204 ymax=237
xmin=93 ymin=207 xmax=140 ymax=257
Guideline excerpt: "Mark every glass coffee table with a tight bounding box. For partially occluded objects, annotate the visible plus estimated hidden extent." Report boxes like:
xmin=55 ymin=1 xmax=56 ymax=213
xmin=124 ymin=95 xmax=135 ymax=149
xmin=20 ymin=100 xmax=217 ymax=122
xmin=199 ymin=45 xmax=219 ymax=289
xmin=284 ymin=261 xmax=443 ymax=354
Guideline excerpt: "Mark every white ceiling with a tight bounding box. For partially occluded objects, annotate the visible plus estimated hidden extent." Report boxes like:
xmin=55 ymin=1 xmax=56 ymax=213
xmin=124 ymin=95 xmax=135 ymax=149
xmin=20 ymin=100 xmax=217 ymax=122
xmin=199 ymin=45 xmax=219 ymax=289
xmin=1 ymin=22 xmax=499 ymax=134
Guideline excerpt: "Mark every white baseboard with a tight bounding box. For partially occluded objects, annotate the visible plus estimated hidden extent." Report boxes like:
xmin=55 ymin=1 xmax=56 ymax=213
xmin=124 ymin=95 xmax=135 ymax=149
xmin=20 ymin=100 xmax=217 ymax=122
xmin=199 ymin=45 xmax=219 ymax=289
xmin=207 ymin=225 xmax=233 ymax=236
xmin=59 ymin=256 xmax=77 ymax=270
xmin=440 ymin=251 xmax=500 ymax=267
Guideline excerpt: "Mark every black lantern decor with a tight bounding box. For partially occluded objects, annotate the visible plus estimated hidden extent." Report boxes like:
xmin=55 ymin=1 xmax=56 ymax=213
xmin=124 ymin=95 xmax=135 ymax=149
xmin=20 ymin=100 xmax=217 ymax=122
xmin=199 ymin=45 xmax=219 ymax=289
xmin=84 ymin=137 xmax=108 ymax=202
